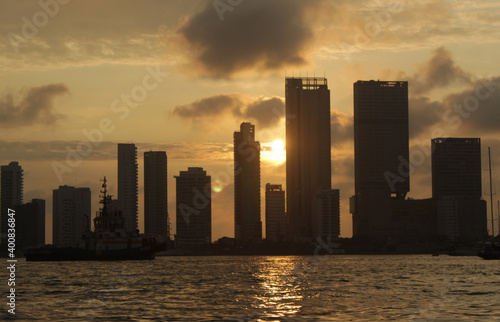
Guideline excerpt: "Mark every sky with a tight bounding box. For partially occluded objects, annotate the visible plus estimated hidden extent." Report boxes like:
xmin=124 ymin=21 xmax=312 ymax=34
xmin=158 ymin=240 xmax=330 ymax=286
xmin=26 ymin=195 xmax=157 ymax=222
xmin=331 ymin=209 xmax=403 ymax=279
xmin=1 ymin=0 xmax=500 ymax=243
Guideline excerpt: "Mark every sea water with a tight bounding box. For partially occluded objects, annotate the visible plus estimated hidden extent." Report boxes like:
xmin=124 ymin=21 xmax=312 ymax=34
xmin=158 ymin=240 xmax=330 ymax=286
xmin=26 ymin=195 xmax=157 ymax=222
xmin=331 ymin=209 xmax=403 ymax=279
xmin=1 ymin=255 xmax=499 ymax=321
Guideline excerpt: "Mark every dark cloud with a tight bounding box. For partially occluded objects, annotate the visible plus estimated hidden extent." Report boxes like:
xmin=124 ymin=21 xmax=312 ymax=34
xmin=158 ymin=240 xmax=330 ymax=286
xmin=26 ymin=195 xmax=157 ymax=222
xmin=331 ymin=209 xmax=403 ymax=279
xmin=175 ymin=0 xmax=316 ymax=77
xmin=442 ymin=76 xmax=500 ymax=134
xmin=330 ymin=110 xmax=353 ymax=146
xmin=396 ymin=47 xmax=472 ymax=95
xmin=173 ymin=94 xmax=285 ymax=129
xmin=245 ymin=97 xmax=284 ymax=128
xmin=0 ymin=84 xmax=68 ymax=127
xmin=172 ymin=94 xmax=244 ymax=119
xmin=408 ymin=96 xmax=445 ymax=138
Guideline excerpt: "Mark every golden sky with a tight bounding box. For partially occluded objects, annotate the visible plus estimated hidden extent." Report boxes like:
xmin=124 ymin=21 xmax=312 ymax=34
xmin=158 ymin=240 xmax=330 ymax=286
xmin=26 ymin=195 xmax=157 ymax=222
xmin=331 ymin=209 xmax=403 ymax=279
xmin=1 ymin=0 xmax=500 ymax=242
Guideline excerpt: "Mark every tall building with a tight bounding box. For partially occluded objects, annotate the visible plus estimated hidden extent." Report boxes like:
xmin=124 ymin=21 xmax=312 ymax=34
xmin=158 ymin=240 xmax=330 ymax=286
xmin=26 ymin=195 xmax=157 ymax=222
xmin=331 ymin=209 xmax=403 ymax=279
xmin=316 ymin=189 xmax=341 ymax=241
xmin=1 ymin=161 xmax=23 ymax=248
xmin=432 ymin=138 xmax=487 ymax=240
xmin=265 ymin=184 xmax=286 ymax=242
xmin=175 ymin=167 xmax=211 ymax=246
xmin=13 ymin=199 xmax=45 ymax=251
xmin=53 ymin=186 xmax=91 ymax=247
xmin=118 ymin=143 xmax=138 ymax=233
xmin=351 ymin=80 xmax=409 ymax=237
xmin=234 ymin=122 xmax=262 ymax=242
xmin=144 ymin=151 xmax=169 ymax=240
xmin=285 ymin=77 xmax=339 ymax=241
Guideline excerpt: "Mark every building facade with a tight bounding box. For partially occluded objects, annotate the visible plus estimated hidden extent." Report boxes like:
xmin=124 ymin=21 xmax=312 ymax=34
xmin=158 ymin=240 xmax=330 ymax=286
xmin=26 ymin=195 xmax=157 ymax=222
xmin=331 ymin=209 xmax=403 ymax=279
xmin=234 ymin=122 xmax=262 ymax=242
xmin=351 ymin=80 xmax=409 ymax=237
xmin=265 ymin=184 xmax=286 ymax=242
xmin=315 ymin=189 xmax=341 ymax=241
xmin=432 ymin=138 xmax=487 ymax=240
xmin=1 ymin=161 xmax=23 ymax=248
xmin=53 ymin=186 xmax=91 ymax=247
xmin=118 ymin=143 xmax=138 ymax=233
xmin=144 ymin=151 xmax=169 ymax=240
xmin=175 ymin=167 xmax=211 ymax=246
xmin=285 ymin=77 xmax=339 ymax=240
xmin=13 ymin=199 xmax=45 ymax=251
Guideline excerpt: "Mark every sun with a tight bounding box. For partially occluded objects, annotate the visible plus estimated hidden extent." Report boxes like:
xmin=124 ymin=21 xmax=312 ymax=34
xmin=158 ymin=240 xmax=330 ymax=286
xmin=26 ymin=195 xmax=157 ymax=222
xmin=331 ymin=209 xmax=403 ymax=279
xmin=262 ymin=139 xmax=286 ymax=164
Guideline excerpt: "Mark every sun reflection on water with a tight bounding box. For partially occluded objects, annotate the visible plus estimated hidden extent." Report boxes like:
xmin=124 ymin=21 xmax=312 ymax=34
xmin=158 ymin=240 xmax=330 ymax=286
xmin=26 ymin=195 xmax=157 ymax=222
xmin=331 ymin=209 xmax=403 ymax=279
xmin=252 ymin=257 xmax=304 ymax=319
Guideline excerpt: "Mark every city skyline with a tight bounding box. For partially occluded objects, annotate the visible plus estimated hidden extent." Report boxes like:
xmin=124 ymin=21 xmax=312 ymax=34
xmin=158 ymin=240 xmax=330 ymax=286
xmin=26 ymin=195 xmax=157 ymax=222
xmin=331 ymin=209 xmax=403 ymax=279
xmin=2 ymin=1 xmax=500 ymax=242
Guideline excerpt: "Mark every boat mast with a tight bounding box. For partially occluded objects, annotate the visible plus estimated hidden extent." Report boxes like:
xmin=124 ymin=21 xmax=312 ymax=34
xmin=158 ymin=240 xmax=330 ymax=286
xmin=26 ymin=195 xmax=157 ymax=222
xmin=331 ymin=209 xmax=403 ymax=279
xmin=489 ymin=147 xmax=494 ymax=240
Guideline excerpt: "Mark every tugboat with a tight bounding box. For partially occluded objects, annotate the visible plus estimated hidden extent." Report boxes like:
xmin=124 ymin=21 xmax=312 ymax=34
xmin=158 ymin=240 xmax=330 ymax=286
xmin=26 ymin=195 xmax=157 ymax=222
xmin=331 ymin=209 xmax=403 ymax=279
xmin=25 ymin=177 xmax=166 ymax=261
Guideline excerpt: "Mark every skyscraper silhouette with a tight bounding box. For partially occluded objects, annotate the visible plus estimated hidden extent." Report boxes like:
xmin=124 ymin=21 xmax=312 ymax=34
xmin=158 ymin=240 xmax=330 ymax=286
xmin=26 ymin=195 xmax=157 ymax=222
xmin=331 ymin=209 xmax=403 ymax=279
xmin=14 ymin=199 xmax=45 ymax=251
xmin=351 ymin=80 xmax=409 ymax=237
xmin=144 ymin=151 xmax=169 ymax=241
xmin=432 ymin=138 xmax=487 ymax=240
xmin=234 ymin=122 xmax=262 ymax=242
xmin=265 ymin=184 xmax=286 ymax=242
xmin=53 ymin=185 xmax=91 ymax=247
xmin=175 ymin=167 xmax=211 ymax=246
xmin=118 ymin=143 xmax=138 ymax=233
xmin=285 ymin=77 xmax=339 ymax=241
xmin=1 ymin=161 xmax=23 ymax=248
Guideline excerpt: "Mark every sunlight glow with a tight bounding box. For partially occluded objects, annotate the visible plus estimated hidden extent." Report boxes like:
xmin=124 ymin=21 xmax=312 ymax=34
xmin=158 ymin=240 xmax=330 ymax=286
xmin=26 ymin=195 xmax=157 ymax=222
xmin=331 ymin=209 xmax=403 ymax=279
xmin=262 ymin=139 xmax=286 ymax=164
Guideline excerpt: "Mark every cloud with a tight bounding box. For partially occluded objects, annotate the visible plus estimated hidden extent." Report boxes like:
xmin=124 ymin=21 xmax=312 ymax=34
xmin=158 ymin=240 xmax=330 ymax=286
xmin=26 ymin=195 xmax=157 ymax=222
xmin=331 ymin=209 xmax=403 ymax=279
xmin=245 ymin=97 xmax=284 ymax=128
xmin=0 ymin=83 xmax=68 ymax=127
xmin=0 ymin=1 xmax=195 ymax=70
xmin=174 ymin=0 xmax=317 ymax=77
xmin=172 ymin=94 xmax=244 ymax=119
xmin=442 ymin=76 xmax=500 ymax=134
xmin=0 ymin=140 xmax=234 ymax=163
xmin=408 ymin=97 xmax=445 ymax=138
xmin=402 ymin=47 xmax=472 ymax=95
xmin=173 ymin=93 xmax=284 ymax=129
xmin=330 ymin=110 xmax=353 ymax=146
xmin=403 ymin=75 xmax=500 ymax=142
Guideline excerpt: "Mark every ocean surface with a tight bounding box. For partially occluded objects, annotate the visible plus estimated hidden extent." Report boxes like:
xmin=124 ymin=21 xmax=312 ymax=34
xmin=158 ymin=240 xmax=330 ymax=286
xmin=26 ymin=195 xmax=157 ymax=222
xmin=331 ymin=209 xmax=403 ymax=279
xmin=1 ymin=255 xmax=499 ymax=321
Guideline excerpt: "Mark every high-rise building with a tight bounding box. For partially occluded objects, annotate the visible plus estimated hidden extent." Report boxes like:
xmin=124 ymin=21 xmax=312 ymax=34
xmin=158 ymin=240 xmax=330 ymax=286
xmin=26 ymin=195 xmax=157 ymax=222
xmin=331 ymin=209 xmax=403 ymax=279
xmin=234 ymin=122 xmax=261 ymax=242
xmin=1 ymin=161 xmax=23 ymax=247
xmin=432 ymin=138 xmax=482 ymax=198
xmin=13 ymin=199 xmax=45 ymax=251
xmin=351 ymin=80 xmax=409 ymax=237
xmin=175 ymin=167 xmax=211 ymax=246
xmin=265 ymin=184 xmax=286 ymax=242
xmin=432 ymin=138 xmax=487 ymax=240
xmin=144 ymin=151 xmax=169 ymax=240
xmin=53 ymin=186 xmax=91 ymax=247
xmin=118 ymin=143 xmax=138 ymax=233
xmin=316 ymin=189 xmax=341 ymax=241
xmin=285 ymin=77 xmax=339 ymax=241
